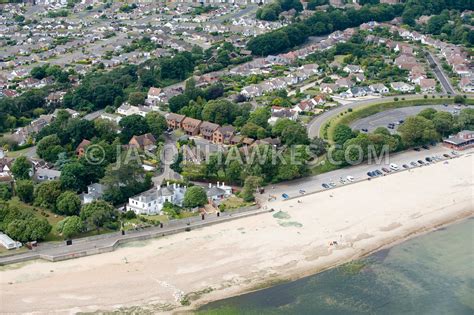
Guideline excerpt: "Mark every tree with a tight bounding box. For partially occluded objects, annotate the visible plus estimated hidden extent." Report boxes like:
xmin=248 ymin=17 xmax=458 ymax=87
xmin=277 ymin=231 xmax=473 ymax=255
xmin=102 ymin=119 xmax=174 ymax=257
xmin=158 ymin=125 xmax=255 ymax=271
xmin=398 ymin=116 xmax=440 ymax=147
xmin=94 ymin=118 xmax=119 ymax=142
xmin=145 ymin=112 xmax=167 ymax=139
xmin=36 ymin=134 xmax=64 ymax=162
xmin=169 ymin=94 xmax=190 ymax=113
xmin=333 ymin=124 xmax=354 ymax=145
xmin=0 ymin=184 xmax=12 ymax=201
xmin=119 ymin=114 xmax=150 ymax=143
xmin=57 ymin=216 xmax=84 ymax=238
xmin=418 ymin=108 xmax=437 ymax=120
xmin=241 ymin=176 xmax=262 ymax=202
xmin=56 ymin=191 xmax=81 ymax=216
xmin=34 ymin=180 xmax=62 ymax=210
xmin=16 ymin=180 xmax=34 ymax=203
xmin=6 ymin=217 xmax=51 ymax=242
xmin=281 ymin=123 xmax=309 ymax=145
xmin=432 ymin=111 xmax=454 ymax=136
xmin=60 ymin=162 xmax=87 ymax=192
xmin=80 ymin=200 xmax=117 ymax=231
xmin=454 ymin=95 xmax=466 ymax=104
xmin=128 ymin=92 xmax=147 ymax=106
xmin=457 ymin=108 xmax=474 ymax=130
xmin=309 ymin=137 xmax=327 ymax=157
xmin=11 ymin=156 xmax=31 ymax=180
xmin=183 ymin=186 xmax=207 ymax=208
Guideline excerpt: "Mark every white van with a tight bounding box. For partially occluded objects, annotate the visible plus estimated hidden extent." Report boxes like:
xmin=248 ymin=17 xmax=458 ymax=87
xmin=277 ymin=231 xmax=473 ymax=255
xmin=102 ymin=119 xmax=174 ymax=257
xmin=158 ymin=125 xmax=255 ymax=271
xmin=390 ymin=163 xmax=399 ymax=171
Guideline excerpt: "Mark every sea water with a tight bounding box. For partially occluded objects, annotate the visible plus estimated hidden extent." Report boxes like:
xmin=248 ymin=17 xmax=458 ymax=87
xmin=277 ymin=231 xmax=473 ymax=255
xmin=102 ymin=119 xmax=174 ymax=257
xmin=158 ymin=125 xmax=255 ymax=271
xmin=198 ymin=219 xmax=474 ymax=314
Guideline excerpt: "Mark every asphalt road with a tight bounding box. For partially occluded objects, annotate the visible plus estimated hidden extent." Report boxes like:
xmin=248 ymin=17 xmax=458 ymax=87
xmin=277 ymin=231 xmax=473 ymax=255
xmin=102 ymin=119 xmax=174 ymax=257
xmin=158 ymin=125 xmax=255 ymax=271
xmin=426 ymin=51 xmax=455 ymax=94
xmin=306 ymin=94 xmax=434 ymax=139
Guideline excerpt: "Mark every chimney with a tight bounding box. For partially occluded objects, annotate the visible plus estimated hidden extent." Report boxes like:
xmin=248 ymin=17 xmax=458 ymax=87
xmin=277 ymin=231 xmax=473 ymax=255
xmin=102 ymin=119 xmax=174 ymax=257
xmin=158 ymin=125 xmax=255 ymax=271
xmin=209 ymin=183 xmax=212 ymax=188
xmin=167 ymin=181 xmax=170 ymax=187
xmin=217 ymin=181 xmax=220 ymax=187
xmin=222 ymin=182 xmax=225 ymax=187
xmin=173 ymin=183 xmax=176 ymax=189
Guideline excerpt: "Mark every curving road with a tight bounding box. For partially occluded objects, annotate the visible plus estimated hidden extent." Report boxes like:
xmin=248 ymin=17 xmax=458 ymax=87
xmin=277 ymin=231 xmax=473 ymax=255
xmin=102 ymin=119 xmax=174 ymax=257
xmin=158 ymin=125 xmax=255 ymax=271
xmin=306 ymin=94 xmax=445 ymax=139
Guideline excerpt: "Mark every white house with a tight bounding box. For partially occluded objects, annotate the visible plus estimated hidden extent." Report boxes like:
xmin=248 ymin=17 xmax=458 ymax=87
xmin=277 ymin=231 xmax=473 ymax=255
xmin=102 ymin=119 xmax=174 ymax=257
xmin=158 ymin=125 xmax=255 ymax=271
xmin=127 ymin=183 xmax=186 ymax=215
xmin=100 ymin=113 xmax=122 ymax=124
xmin=369 ymin=83 xmax=389 ymax=94
xmin=81 ymin=183 xmax=105 ymax=204
xmin=205 ymin=182 xmax=233 ymax=201
xmin=391 ymin=82 xmax=415 ymax=93
xmin=34 ymin=168 xmax=61 ymax=182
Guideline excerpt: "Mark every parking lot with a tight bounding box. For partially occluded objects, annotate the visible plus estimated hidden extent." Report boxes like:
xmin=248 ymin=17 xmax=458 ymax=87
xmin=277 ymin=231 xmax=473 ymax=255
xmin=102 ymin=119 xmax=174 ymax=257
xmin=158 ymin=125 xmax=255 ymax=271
xmin=259 ymin=144 xmax=471 ymax=203
xmin=350 ymin=105 xmax=470 ymax=134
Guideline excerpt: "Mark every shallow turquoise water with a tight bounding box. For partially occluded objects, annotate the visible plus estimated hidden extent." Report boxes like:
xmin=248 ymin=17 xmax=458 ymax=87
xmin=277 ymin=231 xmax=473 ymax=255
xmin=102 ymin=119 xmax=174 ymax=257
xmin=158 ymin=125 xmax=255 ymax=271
xmin=198 ymin=219 xmax=474 ymax=314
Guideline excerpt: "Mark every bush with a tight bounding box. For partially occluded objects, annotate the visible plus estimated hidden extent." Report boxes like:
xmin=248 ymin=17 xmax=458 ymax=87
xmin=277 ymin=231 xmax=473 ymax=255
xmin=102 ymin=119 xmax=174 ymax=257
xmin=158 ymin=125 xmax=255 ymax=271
xmin=394 ymin=97 xmax=399 ymax=101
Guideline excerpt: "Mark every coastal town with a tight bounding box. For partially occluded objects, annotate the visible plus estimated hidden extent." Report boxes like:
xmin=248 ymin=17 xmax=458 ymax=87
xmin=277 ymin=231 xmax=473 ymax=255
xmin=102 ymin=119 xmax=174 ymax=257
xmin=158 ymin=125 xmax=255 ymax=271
xmin=0 ymin=0 xmax=473 ymax=313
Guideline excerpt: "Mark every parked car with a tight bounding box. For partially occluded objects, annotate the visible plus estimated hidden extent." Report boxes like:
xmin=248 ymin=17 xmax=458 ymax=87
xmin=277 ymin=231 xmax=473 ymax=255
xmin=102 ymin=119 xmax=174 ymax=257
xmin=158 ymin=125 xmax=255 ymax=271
xmin=414 ymin=147 xmax=421 ymax=151
xmin=417 ymin=160 xmax=425 ymax=165
xmin=425 ymin=157 xmax=432 ymax=162
xmin=322 ymin=183 xmax=330 ymax=189
xmin=443 ymin=153 xmax=451 ymax=158
xmin=346 ymin=175 xmax=354 ymax=182
xmin=390 ymin=163 xmax=399 ymax=171
xmin=367 ymin=172 xmax=374 ymax=177
xmin=375 ymin=170 xmax=383 ymax=176
xmin=402 ymin=164 xmax=409 ymax=169
xmin=329 ymin=182 xmax=336 ymax=188
xmin=422 ymin=145 xmax=430 ymax=150
xmin=361 ymin=128 xmax=368 ymax=132
xmin=282 ymin=193 xmax=289 ymax=199
xmin=382 ymin=167 xmax=390 ymax=173
xmin=410 ymin=161 xmax=418 ymax=167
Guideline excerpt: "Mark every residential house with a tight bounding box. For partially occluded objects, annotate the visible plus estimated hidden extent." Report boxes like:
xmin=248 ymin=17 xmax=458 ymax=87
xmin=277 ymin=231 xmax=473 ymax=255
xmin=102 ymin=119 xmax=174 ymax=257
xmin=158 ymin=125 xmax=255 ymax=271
xmin=182 ymin=117 xmax=202 ymax=136
xmin=126 ymin=183 xmax=187 ymax=215
xmin=200 ymin=121 xmax=220 ymax=141
xmin=336 ymin=77 xmax=355 ymax=89
xmin=165 ymin=113 xmax=185 ymax=130
xmin=100 ymin=113 xmax=122 ymax=124
xmin=391 ymin=82 xmax=415 ymax=93
xmin=75 ymin=139 xmax=91 ymax=157
xmin=34 ymin=168 xmax=61 ymax=182
xmin=52 ymin=108 xmax=80 ymax=119
xmin=369 ymin=83 xmax=389 ymax=94
xmin=320 ymin=83 xmax=337 ymax=94
xmin=268 ymin=107 xmax=299 ymax=125
xmin=147 ymin=87 xmax=162 ymax=103
xmin=459 ymin=77 xmax=474 ymax=93
xmin=129 ymin=133 xmax=156 ymax=151
xmin=343 ymin=65 xmax=362 ymax=73
xmin=81 ymin=183 xmax=106 ymax=204
xmin=419 ymin=79 xmax=436 ymax=93
xmin=212 ymin=125 xmax=235 ymax=145
xmin=205 ymin=182 xmax=233 ymax=202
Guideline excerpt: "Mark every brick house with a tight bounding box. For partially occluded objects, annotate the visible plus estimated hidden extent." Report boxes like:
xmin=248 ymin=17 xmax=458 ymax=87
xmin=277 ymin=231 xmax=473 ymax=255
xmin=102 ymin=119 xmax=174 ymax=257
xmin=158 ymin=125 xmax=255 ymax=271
xmin=200 ymin=121 xmax=220 ymax=141
xmin=182 ymin=117 xmax=202 ymax=136
xmin=129 ymin=133 xmax=157 ymax=151
xmin=75 ymin=139 xmax=91 ymax=157
xmin=165 ymin=113 xmax=185 ymax=130
xmin=213 ymin=125 xmax=235 ymax=145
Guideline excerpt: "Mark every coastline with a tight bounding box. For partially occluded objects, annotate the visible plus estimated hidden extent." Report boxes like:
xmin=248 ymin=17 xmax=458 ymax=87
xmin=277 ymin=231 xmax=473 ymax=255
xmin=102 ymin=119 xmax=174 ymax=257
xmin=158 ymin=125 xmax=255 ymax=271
xmin=0 ymin=154 xmax=472 ymax=314
xmin=191 ymin=208 xmax=473 ymax=314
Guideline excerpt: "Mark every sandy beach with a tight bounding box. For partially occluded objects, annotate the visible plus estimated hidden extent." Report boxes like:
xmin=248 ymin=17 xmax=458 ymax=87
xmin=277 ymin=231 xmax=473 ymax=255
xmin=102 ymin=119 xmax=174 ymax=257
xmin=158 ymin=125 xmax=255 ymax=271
xmin=0 ymin=154 xmax=473 ymax=314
